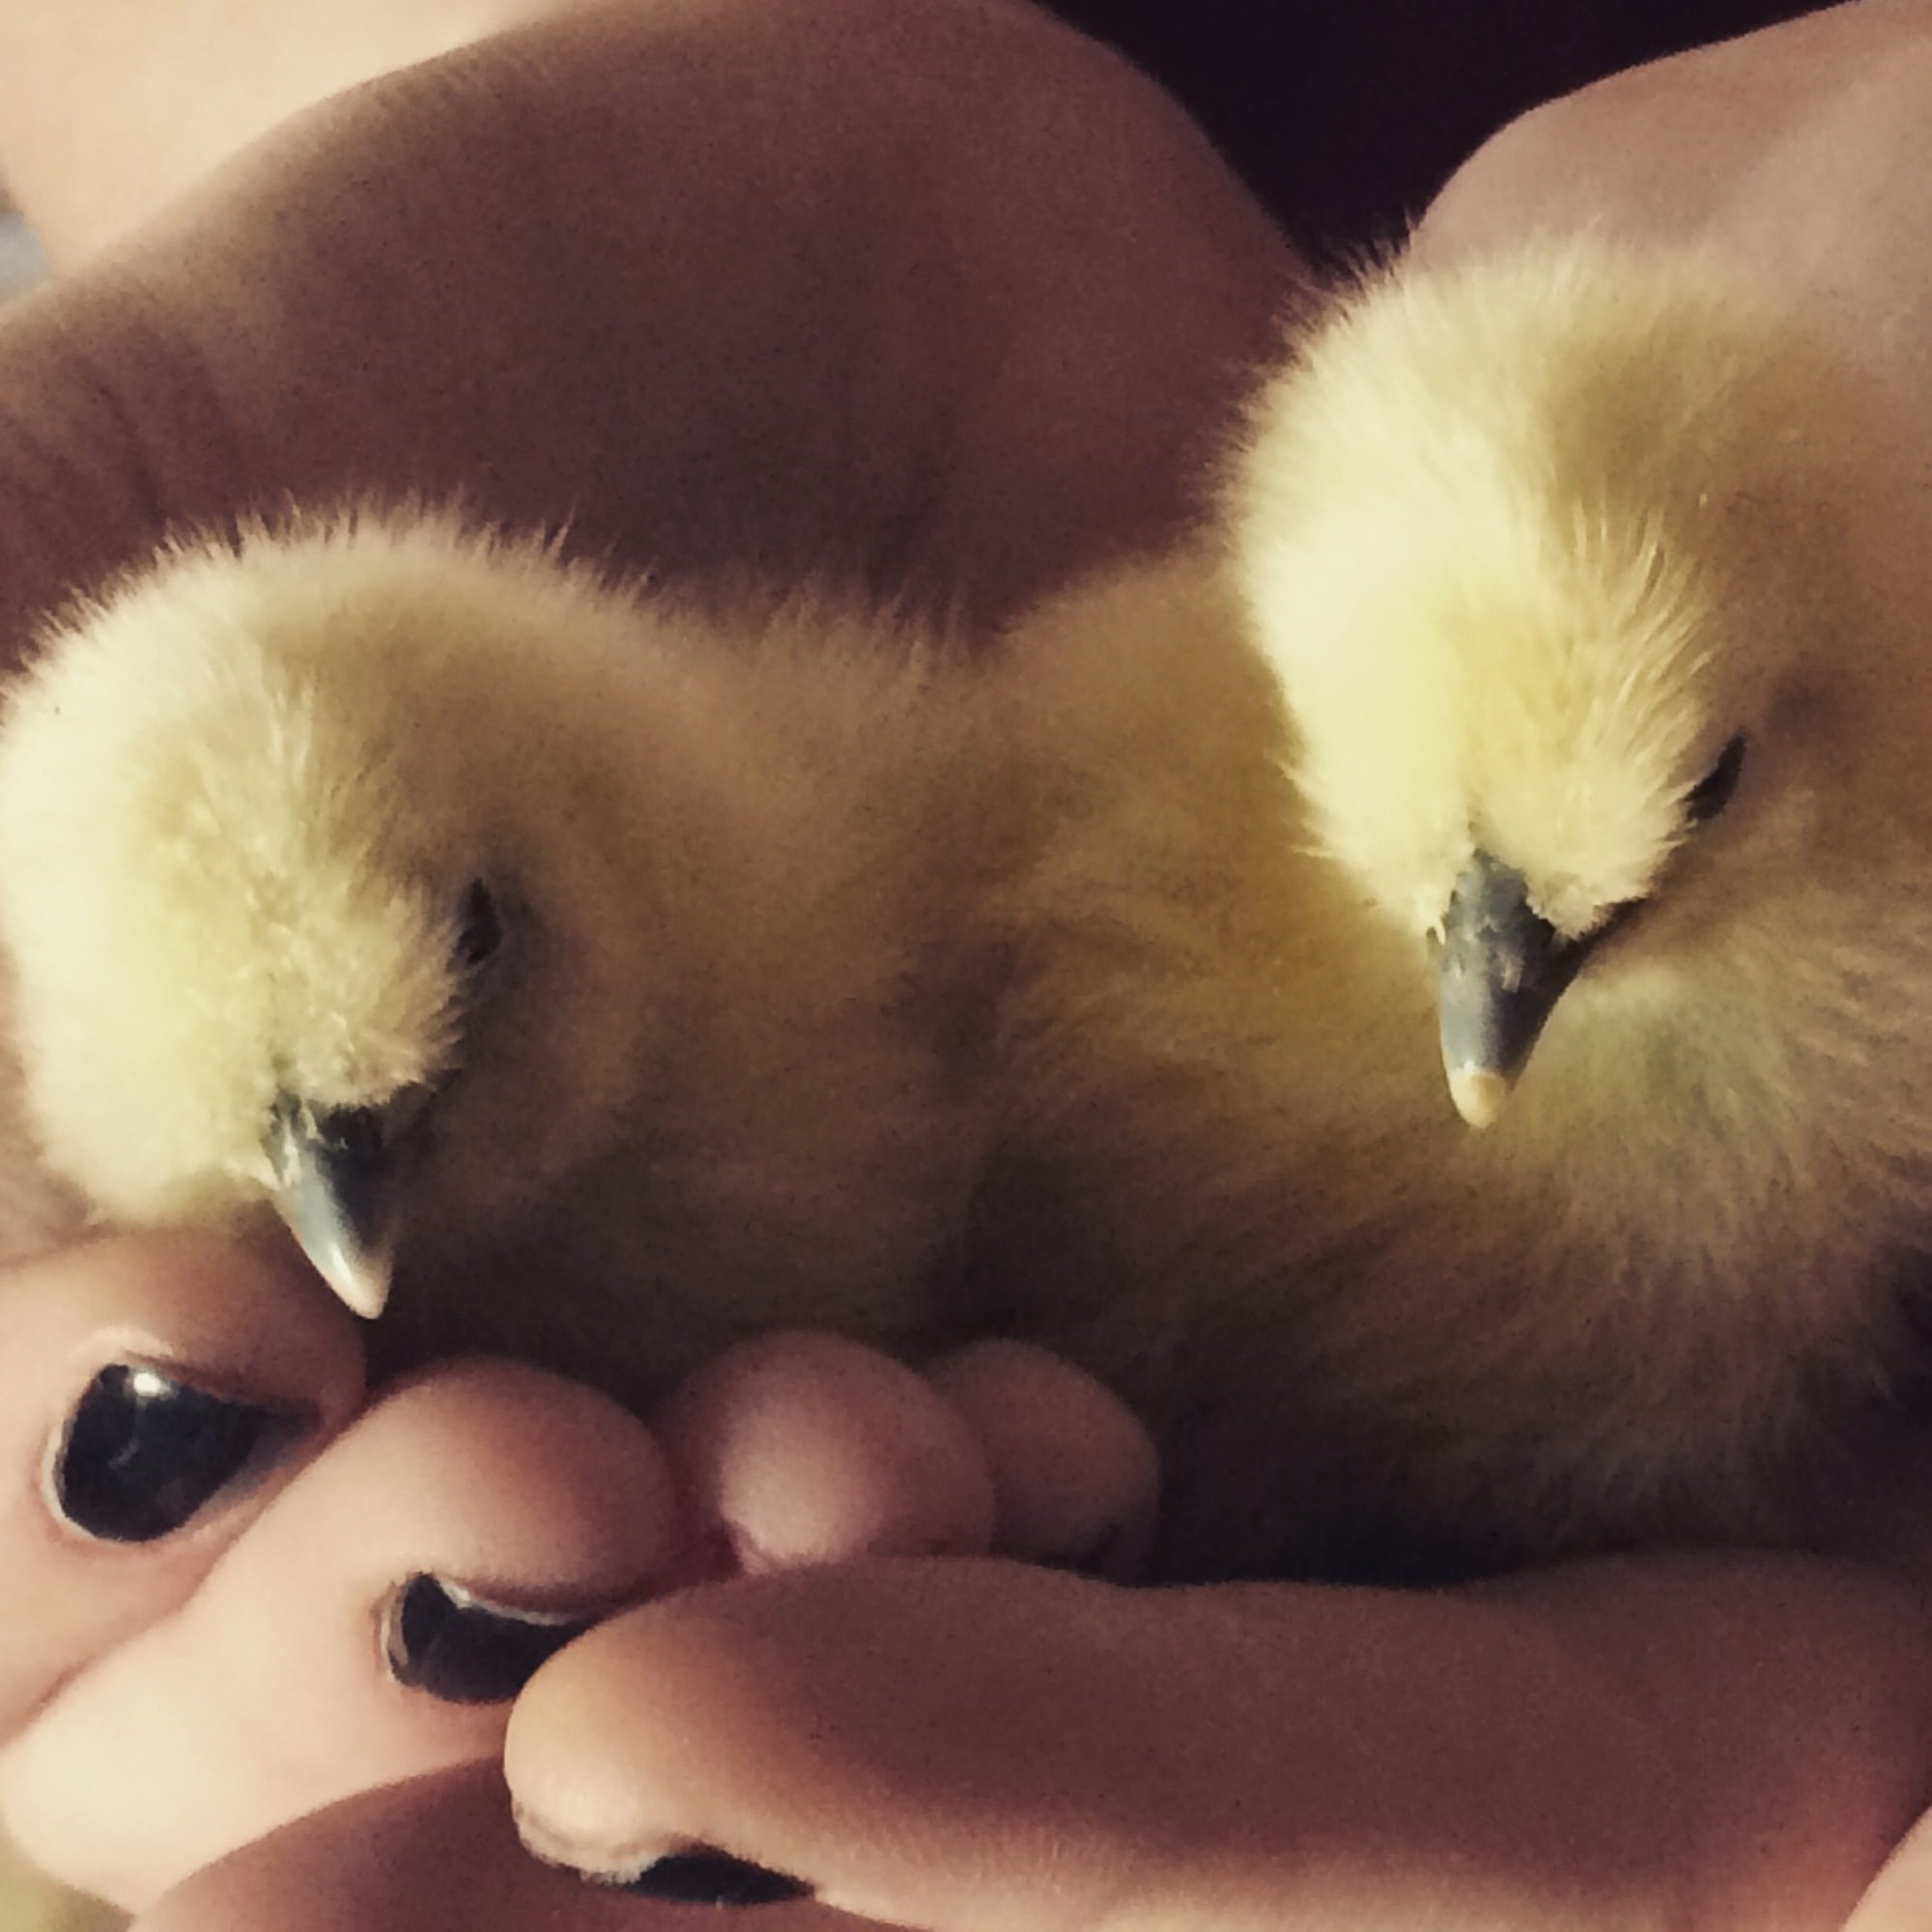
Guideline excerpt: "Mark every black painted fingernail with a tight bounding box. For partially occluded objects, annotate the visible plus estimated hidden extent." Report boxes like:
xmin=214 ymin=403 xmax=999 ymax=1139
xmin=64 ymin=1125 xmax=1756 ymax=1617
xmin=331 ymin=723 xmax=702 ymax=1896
xmin=384 ymin=1575 xmax=596 ymax=1704
xmin=605 ymin=1851 xmax=812 ymax=1907
xmin=53 ymin=1363 xmax=305 ymax=1543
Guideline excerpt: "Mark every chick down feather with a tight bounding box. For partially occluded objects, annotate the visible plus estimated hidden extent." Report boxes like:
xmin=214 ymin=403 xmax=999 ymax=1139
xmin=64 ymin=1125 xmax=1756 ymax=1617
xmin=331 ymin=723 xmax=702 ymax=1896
xmin=0 ymin=516 xmax=990 ymax=1402
xmin=969 ymin=236 xmax=1932 ymax=1580
xmin=7 ymin=237 xmax=1928 ymax=1588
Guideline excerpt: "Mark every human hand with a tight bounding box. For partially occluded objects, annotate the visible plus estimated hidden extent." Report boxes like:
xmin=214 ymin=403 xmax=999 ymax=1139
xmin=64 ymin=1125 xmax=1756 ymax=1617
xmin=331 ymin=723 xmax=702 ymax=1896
xmin=1413 ymin=0 xmax=1932 ymax=444
xmin=127 ymin=1497 xmax=1932 ymax=1931
xmin=127 ymin=13 xmax=1932 ymax=1930
xmin=0 ymin=1232 xmax=1156 ymax=1917
xmin=0 ymin=0 xmax=1295 ymax=666
xmin=0 ymin=1 xmax=1282 ymax=1920
xmin=1408 ymin=14 xmax=1932 ymax=1913
xmin=15 ymin=4 xmax=1932 ymax=1930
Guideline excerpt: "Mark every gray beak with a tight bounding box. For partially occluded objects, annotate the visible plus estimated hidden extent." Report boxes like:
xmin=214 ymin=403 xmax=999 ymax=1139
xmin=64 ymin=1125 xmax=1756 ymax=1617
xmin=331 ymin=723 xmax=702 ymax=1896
xmin=1435 ymin=853 xmax=1587 ymax=1129
xmin=266 ymin=1099 xmax=397 ymax=1319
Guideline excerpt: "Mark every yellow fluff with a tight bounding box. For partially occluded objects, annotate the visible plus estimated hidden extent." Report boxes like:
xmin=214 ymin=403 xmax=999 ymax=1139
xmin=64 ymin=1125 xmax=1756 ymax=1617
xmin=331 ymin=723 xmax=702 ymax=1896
xmin=972 ymin=237 xmax=1932 ymax=1578
xmin=0 ymin=516 xmax=989 ymax=1398
xmin=6 ymin=237 xmax=1928 ymax=1585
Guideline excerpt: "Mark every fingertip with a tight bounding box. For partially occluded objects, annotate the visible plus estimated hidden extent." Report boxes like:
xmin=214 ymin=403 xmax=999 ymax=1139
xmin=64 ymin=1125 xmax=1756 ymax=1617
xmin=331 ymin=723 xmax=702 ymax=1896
xmin=0 ymin=1232 xmax=366 ymax=1730
xmin=2 ymin=1228 xmax=366 ymax=1444
xmin=341 ymin=1358 xmax=683 ymax=1605
xmin=19 ymin=1231 xmax=365 ymax=1556
xmin=654 ymin=1332 xmax=996 ymax=1577
xmin=503 ymin=1560 xmax=1164 ymax=1931
xmin=6 ymin=1359 xmax=682 ymax=1907
xmin=929 ymin=1340 xmax=1159 ymax=1577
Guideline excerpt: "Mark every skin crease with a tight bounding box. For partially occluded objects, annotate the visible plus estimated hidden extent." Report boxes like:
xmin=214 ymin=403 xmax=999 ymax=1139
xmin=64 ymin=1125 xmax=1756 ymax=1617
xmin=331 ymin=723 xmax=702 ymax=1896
xmin=1 ymin=6 xmax=1932 ymax=1932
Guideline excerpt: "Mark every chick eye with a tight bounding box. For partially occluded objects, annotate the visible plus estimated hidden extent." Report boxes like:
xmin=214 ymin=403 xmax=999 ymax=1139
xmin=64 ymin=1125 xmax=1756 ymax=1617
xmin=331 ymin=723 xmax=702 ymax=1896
xmin=1685 ymin=735 xmax=1746 ymax=825
xmin=455 ymin=880 xmax=503 ymax=971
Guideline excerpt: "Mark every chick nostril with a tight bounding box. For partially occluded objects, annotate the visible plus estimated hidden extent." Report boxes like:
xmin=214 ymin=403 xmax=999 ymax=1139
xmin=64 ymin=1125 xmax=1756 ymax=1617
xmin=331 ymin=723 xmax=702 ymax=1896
xmin=51 ymin=1363 xmax=308 ymax=1543
xmin=383 ymin=1575 xmax=598 ymax=1705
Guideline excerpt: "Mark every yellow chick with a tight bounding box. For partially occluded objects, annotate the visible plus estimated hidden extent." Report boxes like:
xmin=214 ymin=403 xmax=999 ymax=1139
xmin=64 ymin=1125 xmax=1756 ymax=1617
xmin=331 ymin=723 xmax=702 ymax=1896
xmin=972 ymin=236 xmax=1932 ymax=1579
xmin=7 ymin=238 xmax=1926 ymax=1589
xmin=0 ymin=517 xmax=986 ymax=1402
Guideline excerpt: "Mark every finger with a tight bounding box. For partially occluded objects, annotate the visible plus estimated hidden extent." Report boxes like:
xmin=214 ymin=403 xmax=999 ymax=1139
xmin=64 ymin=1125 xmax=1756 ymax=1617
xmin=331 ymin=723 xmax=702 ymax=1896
xmin=653 ymin=1332 xmax=995 ymax=1580
xmin=132 ymin=1763 xmax=842 ymax=1932
xmin=2 ymin=1358 xmax=678 ymax=1910
xmin=927 ymin=1340 xmax=1158 ymax=1576
xmin=507 ymin=1551 xmax=1932 ymax=1930
xmin=0 ymin=1231 xmax=363 ymax=1737
xmin=505 ymin=1562 xmax=1321 ymax=1929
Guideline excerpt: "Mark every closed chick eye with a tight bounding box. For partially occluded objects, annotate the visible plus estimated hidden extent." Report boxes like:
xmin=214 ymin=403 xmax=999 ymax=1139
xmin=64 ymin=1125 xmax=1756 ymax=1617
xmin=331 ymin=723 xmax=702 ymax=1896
xmin=455 ymin=879 xmax=504 ymax=971
xmin=1685 ymin=734 xmax=1747 ymax=825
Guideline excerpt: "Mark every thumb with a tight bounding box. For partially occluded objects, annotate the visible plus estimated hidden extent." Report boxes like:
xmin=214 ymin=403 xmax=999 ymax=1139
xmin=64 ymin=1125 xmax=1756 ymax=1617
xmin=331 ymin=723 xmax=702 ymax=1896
xmin=499 ymin=1557 xmax=1676 ymax=1932
xmin=505 ymin=1560 xmax=1190 ymax=1931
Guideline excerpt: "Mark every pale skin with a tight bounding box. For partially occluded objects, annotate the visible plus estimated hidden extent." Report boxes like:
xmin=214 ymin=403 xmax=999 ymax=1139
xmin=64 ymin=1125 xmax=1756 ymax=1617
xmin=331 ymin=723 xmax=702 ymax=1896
xmin=3 ymin=3 xmax=1932 ymax=1929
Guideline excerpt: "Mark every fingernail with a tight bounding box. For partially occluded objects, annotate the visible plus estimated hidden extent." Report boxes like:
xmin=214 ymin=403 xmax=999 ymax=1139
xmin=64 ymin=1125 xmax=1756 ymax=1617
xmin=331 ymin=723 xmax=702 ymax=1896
xmin=516 ymin=1810 xmax=813 ymax=1910
xmin=384 ymin=1575 xmax=597 ymax=1704
xmin=52 ymin=1363 xmax=307 ymax=1543
xmin=601 ymin=1852 xmax=812 ymax=1908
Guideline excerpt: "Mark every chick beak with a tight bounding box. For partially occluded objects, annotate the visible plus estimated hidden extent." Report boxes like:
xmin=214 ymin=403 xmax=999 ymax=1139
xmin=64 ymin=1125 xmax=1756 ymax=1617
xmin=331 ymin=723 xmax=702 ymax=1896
xmin=266 ymin=1100 xmax=397 ymax=1319
xmin=1434 ymin=853 xmax=1586 ymax=1129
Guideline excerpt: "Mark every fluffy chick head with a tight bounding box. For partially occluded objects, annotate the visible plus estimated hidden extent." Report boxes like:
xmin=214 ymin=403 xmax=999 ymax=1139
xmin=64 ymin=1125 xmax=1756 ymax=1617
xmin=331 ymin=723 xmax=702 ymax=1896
xmin=1233 ymin=236 xmax=1903 ymax=1124
xmin=0 ymin=516 xmax=652 ymax=1312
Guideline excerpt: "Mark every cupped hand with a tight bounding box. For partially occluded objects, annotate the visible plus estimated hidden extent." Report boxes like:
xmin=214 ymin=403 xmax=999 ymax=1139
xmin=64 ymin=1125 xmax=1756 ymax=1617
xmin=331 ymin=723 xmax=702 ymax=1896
xmin=0 ymin=1233 xmax=1155 ymax=1916
xmin=13 ymin=4 xmax=1932 ymax=1931
xmin=0 ymin=2 xmax=1280 ymax=1922
xmin=0 ymin=0 xmax=1295 ymax=664
xmin=128 ymin=11 xmax=1932 ymax=1930
xmin=132 ymin=1513 xmax=1932 ymax=1932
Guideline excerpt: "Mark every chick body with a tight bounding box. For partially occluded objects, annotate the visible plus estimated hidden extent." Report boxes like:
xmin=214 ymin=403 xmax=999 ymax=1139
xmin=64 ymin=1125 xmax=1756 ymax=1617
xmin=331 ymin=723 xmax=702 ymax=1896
xmin=973 ymin=237 xmax=1932 ymax=1579
xmin=0 ymin=519 xmax=986 ymax=1402
xmin=7 ymin=240 xmax=1930 ymax=1588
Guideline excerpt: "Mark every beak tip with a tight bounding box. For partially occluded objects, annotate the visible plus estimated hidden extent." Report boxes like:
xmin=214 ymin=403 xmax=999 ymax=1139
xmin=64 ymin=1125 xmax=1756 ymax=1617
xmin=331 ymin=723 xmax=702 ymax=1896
xmin=290 ymin=1224 xmax=393 ymax=1320
xmin=1446 ymin=1066 xmax=1511 ymax=1130
xmin=271 ymin=1189 xmax=396 ymax=1321
xmin=267 ymin=1099 xmax=398 ymax=1322
xmin=323 ymin=1260 xmax=392 ymax=1321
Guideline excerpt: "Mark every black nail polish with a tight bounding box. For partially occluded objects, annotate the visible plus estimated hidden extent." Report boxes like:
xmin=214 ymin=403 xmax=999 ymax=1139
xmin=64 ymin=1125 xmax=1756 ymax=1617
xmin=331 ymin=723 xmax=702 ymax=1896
xmin=384 ymin=1575 xmax=596 ymax=1704
xmin=607 ymin=1851 xmax=812 ymax=1908
xmin=54 ymin=1363 xmax=302 ymax=1543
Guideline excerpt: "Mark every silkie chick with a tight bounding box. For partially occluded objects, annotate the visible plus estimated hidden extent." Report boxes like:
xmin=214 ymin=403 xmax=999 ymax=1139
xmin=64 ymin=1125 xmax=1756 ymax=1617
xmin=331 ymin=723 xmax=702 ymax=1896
xmin=0 ymin=517 xmax=989 ymax=1405
xmin=969 ymin=235 xmax=1932 ymax=1581
xmin=6 ymin=236 xmax=1929 ymax=1591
